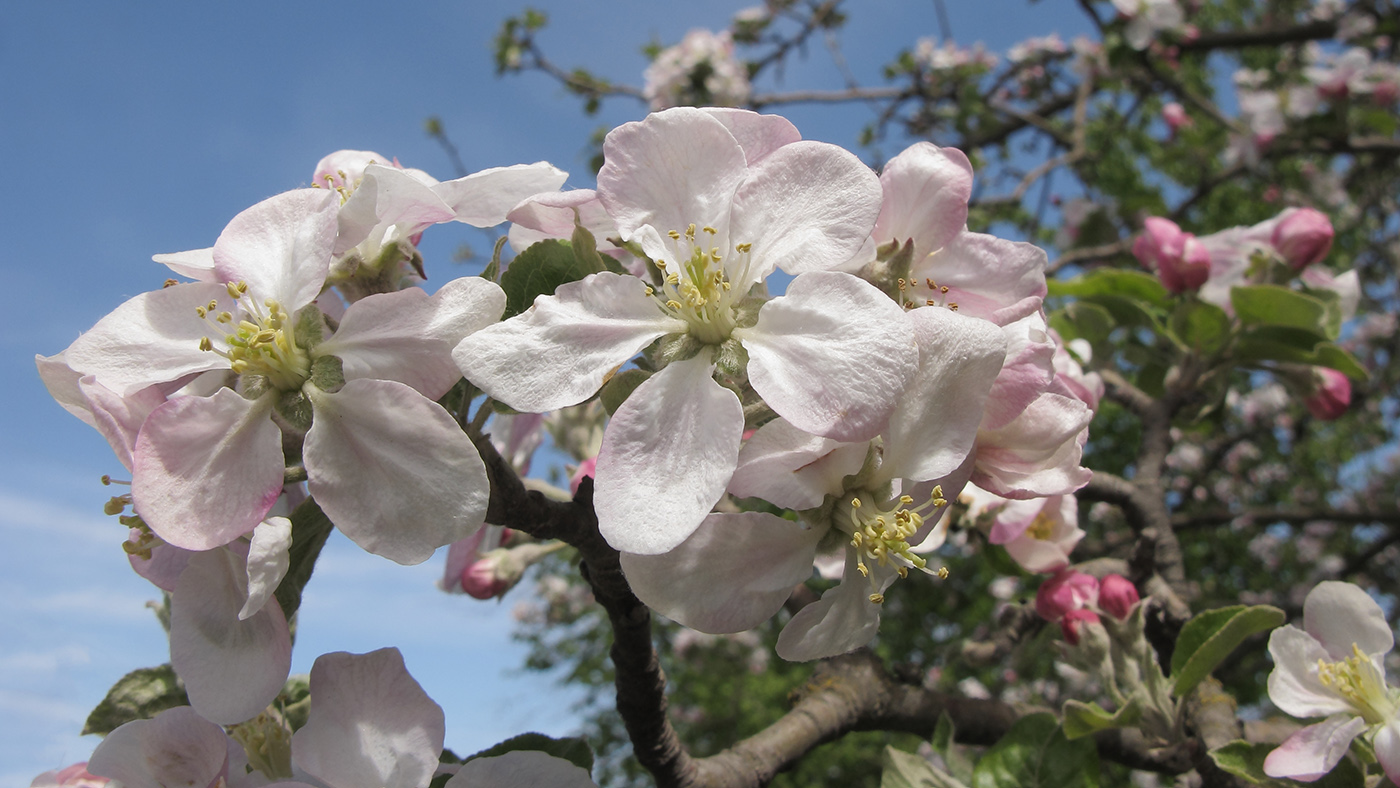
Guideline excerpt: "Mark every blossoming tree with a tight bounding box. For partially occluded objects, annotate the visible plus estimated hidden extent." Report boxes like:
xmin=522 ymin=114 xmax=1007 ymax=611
xmin=32 ymin=1 xmax=1400 ymax=787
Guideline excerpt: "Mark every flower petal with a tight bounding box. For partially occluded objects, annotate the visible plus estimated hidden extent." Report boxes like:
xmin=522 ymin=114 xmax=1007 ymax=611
xmin=729 ymin=141 xmax=882 ymax=282
xmin=882 ymin=306 xmax=1006 ymax=482
xmin=729 ymin=418 xmax=869 ymax=510
xmin=132 ymin=390 xmax=283 ymax=550
xmin=1263 ymin=714 xmax=1367 ymax=782
xmin=80 ymin=377 xmax=166 ymax=471
xmin=89 ymin=707 xmax=231 ymax=788
xmin=171 ymin=549 xmax=291 ymax=724
xmin=700 ymin=108 xmax=801 ymax=165
xmin=972 ymin=392 xmax=1093 ymax=498
xmin=595 ymin=357 xmax=743 ymax=555
xmin=775 ymin=554 xmax=882 ymax=661
xmin=292 ymin=649 xmax=445 ymax=788
xmin=334 ymin=165 xmax=456 ymax=254
xmin=304 ymin=379 xmax=488 ymax=565
xmin=317 ymin=277 xmax=506 ymax=399
xmin=1375 ymin=720 xmax=1400 ymax=786
xmin=742 ymin=271 xmax=918 ymax=442
xmin=911 ymin=232 xmax=1048 ymax=324
xmin=1304 ymin=580 xmax=1393 ymax=660
xmin=1267 ymin=624 xmax=1356 ymax=718
xmin=444 ymin=751 xmax=599 ymax=788
xmin=241 ymin=517 xmax=292 ymax=620
xmin=621 ymin=511 xmax=821 ymax=633
xmin=454 ymin=271 xmax=683 ymax=412
xmin=873 ymin=142 xmax=974 ymax=257
xmin=213 ymin=189 xmax=338 ymax=311
xmin=435 ymin=162 xmax=568 ymax=227
xmin=153 ymin=247 xmax=216 ymax=281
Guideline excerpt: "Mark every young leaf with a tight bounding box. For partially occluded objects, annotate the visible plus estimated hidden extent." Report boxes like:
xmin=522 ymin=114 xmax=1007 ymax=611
xmin=970 ymin=713 xmax=1099 ymax=788
xmin=82 ymin=664 xmax=189 ymax=735
xmin=1061 ymin=698 xmax=1143 ymax=740
xmin=1049 ymin=269 xmax=1171 ymax=309
xmin=932 ymin=710 xmax=975 ymax=783
xmin=499 ymin=239 xmax=591 ymax=319
xmin=1170 ymin=605 xmax=1285 ymax=697
xmin=1230 ymin=285 xmax=1335 ymax=339
xmin=883 ymin=745 xmax=970 ymax=788
xmin=1169 ymin=299 xmax=1231 ymax=355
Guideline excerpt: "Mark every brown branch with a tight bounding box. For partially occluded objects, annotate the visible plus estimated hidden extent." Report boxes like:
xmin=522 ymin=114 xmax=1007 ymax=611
xmin=750 ymin=85 xmax=904 ymax=107
xmin=1178 ymin=20 xmax=1340 ymax=52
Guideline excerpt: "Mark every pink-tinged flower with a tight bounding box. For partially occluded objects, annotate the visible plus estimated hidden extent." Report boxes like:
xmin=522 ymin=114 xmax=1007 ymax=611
xmin=1133 ymin=217 xmax=1211 ymax=294
xmin=1162 ymin=102 xmax=1192 ymax=133
xmin=1098 ymin=574 xmax=1141 ymax=620
xmin=1111 ymin=0 xmax=1185 ymax=49
xmin=89 ymin=707 xmax=245 ymax=788
xmin=1305 ymin=368 xmax=1352 ymax=421
xmin=1271 ymin=207 xmax=1334 ymax=270
xmin=1061 ymin=608 xmax=1103 ymax=645
xmin=1035 ymin=569 xmax=1099 ymax=622
xmin=60 ymin=189 xmax=500 ymax=565
xmin=621 ymin=305 xmax=1006 ymax=661
xmin=643 ymin=29 xmax=750 ymax=110
xmin=457 ymin=108 xmax=915 ymax=556
xmin=1264 ymin=581 xmax=1400 ymax=783
xmin=983 ymin=491 xmax=1084 ymax=574
xmin=570 ymin=456 xmax=598 ymax=495
xmin=30 ymin=764 xmax=108 ymax=788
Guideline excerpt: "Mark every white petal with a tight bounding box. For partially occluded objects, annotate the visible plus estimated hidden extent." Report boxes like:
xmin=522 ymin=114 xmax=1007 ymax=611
xmin=873 ymin=142 xmax=974 ymax=259
xmin=435 ymin=162 xmax=569 ymax=227
xmin=80 ymin=377 xmax=165 ymax=471
xmin=36 ymin=353 xmax=96 ymax=426
xmin=64 ymin=282 xmax=233 ymax=396
xmin=241 ymin=516 xmax=292 ymax=620
xmin=445 ymin=751 xmax=599 ymax=788
xmin=132 ymin=390 xmax=283 ymax=550
xmin=172 ymin=549 xmax=291 ymax=724
xmin=317 ymin=277 xmax=506 ymax=399
xmin=305 ymin=380 xmax=488 ymax=565
xmin=1267 ymin=625 xmax=1356 ymax=718
xmin=730 ymin=418 xmax=869 ymax=510
xmin=1262 ymin=714 xmax=1367 ymax=781
xmin=89 ymin=707 xmax=232 ymax=788
xmin=213 ymin=189 xmax=338 ymax=311
xmin=598 ymin=108 xmax=747 ymax=244
xmin=621 ymin=512 xmax=821 ymax=633
xmin=595 ymin=358 xmax=743 ymax=555
xmin=1375 ymin=720 xmax=1400 ymax=786
xmin=742 ymin=272 xmax=918 ymax=442
xmin=776 ymin=555 xmax=882 ymax=661
xmin=454 ymin=271 xmax=682 ymax=412
xmin=972 ymin=392 xmax=1093 ymax=498
xmin=729 ymin=141 xmax=882 ymax=282
xmin=911 ymin=232 xmax=1048 ymax=325
xmin=335 ymin=165 xmax=455 ymax=254
xmin=700 ymin=108 xmax=801 ymax=165
xmin=1304 ymin=581 xmax=1393 ymax=659
xmin=292 ymin=649 xmax=445 ymax=788
xmin=881 ymin=306 xmax=1006 ymax=482
xmin=153 ymin=247 xmax=217 ymax=281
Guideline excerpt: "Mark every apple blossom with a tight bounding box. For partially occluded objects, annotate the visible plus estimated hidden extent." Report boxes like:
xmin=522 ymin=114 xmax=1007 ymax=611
xmin=1271 ymin=207 xmax=1335 ymax=269
xmin=30 ymin=764 xmax=108 ymax=788
xmin=1111 ymin=0 xmax=1185 ymax=50
xmin=1133 ymin=217 xmax=1211 ymax=294
xmin=976 ymin=489 xmax=1085 ymax=574
xmin=643 ymin=29 xmax=751 ymax=110
xmin=1035 ymin=568 xmax=1100 ymax=623
xmin=1098 ymin=574 xmax=1141 ymax=621
xmin=1264 ymin=581 xmax=1400 ymax=783
xmin=457 ymin=107 xmax=918 ymax=556
xmin=1305 ymin=367 xmax=1352 ymax=421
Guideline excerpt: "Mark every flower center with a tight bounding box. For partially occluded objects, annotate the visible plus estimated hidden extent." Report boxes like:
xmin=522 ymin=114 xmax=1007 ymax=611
xmin=312 ymin=165 xmax=371 ymax=205
xmin=898 ymin=276 xmax=961 ymax=312
xmin=228 ymin=710 xmax=294 ymax=780
xmin=645 ymin=223 xmax=751 ymax=346
xmin=839 ymin=487 xmax=949 ymax=604
xmin=1026 ymin=512 xmax=1056 ymax=540
xmin=1316 ymin=643 xmax=1400 ymax=726
xmin=197 ymin=281 xmax=311 ymax=392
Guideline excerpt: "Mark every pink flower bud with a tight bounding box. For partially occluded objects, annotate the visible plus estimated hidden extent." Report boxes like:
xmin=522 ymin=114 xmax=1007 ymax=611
xmin=1035 ymin=569 xmax=1100 ymax=622
xmin=1270 ymin=208 xmax=1334 ymax=270
xmin=1162 ymin=102 xmax=1192 ymax=132
xmin=1098 ymin=574 xmax=1141 ymax=620
xmin=1304 ymin=367 xmax=1351 ymax=421
xmin=460 ymin=557 xmax=511 ymax=600
xmin=1060 ymin=608 xmax=1102 ymax=645
xmin=570 ymin=456 xmax=598 ymax=496
xmin=1133 ymin=217 xmax=1211 ymax=294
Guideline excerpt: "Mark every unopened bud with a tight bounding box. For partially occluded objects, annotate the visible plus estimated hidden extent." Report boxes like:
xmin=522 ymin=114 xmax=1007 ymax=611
xmin=1098 ymin=574 xmax=1140 ymax=621
xmin=1133 ymin=217 xmax=1211 ymax=294
xmin=1304 ymin=367 xmax=1351 ymax=421
xmin=1035 ymin=569 xmax=1100 ymax=622
xmin=1270 ymin=207 xmax=1333 ymax=270
xmin=1060 ymin=608 xmax=1103 ymax=646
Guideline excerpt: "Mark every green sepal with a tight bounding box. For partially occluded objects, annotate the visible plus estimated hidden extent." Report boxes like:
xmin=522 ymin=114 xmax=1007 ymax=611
xmin=970 ymin=712 xmax=1099 ymax=788
xmin=714 ymin=337 xmax=749 ymax=380
xmin=1169 ymin=604 xmax=1285 ymax=697
xmin=295 ymin=304 xmax=325 ymax=353
xmin=1060 ymin=698 xmax=1143 ymax=740
xmin=271 ymin=496 xmax=335 ymax=621
xmin=463 ymin=732 xmax=594 ymax=773
xmin=600 ymin=368 xmax=650 ymax=416
xmin=499 ymin=239 xmax=592 ymax=319
xmin=570 ymin=220 xmax=611 ymax=275
xmin=1209 ymin=740 xmax=1367 ymax=787
xmin=480 ymin=236 xmax=508 ymax=283
xmin=275 ymin=389 xmax=314 ymax=434
xmin=310 ymin=354 xmax=345 ymax=394
xmin=82 ymin=664 xmax=189 ymax=735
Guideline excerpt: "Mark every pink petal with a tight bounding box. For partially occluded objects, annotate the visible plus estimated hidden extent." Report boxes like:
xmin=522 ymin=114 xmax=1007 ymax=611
xmin=972 ymin=392 xmax=1093 ymax=498
xmin=153 ymin=247 xmax=216 ymax=281
xmin=699 ymin=108 xmax=801 ymax=165
xmin=594 ymin=357 xmax=743 ymax=555
xmin=873 ymin=142 xmax=974 ymax=259
xmin=434 ymin=161 xmax=569 ymax=227
xmin=171 ymin=549 xmax=291 ymax=724
xmin=304 ymin=379 xmax=489 ymax=565
xmin=316 ymin=277 xmax=506 ymax=399
xmin=621 ymin=511 xmax=821 ymax=633
xmin=1376 ymin=721 xmax=1400 ymax=785
xmin=89 ymin=707 xmax=231 ymax=788
xmin=36 ymin=353 xmax=97 ymax=427
xmin=292 ymin=649 xmax=445 ymax=788
xmin=453 ymin=272 xmax=683 ymax=412
xmin=741 ymin=272 xmax=918 ymax=442
xmin=1263 ymin=715 xmax=1367 ymax=782
xmin=981 ymin=313 xmax=1056 ymax=431
xmin=729 ymin=418 xmax=868 ymax=510
xmin=80 ymin=377 xmax=166 ymax=471
xmin=132 ymin=390 xmax=283 ymax=550
xmin=775 ymin=555 xmax=882 ymax=661
xmin=335 ymin=165 xmax=455 ymax=254
xmin=213 ymin=189 xmax=337 ymax=312
xmin=911 ymin=232 xmax=1048 ymax=325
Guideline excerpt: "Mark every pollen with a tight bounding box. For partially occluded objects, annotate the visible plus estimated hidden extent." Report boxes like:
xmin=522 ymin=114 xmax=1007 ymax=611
xmin=195 ymin=280 xmax=311 ymax=392
xmin=647 ymin=221 xmax=755 ymax=346
xmin=842 ymin=488 xmax=949 ymax=601
xmin=1315 ymin=643 xmax=1399 ymax=725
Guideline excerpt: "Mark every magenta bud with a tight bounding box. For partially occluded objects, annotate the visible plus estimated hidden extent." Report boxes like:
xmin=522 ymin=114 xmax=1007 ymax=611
xmin=570 ymin=456 xmax=598 ymax=496
xmin=1305 ymin=367 xmax=1351 ymax=421
xmin=1035 ymin=569 xmax=1100 ymax=622
xmin=1133 ymin=217 xmax=1211 ymax=294
xmin=1060 ymin=609 xmax=1102 ymax=645
xmin=1098 ymin=574 xmax=1140 ymax=620
xmin=1271 ymin=208 xmax=1334 ymax=270
xmin=460 ymin=559 xmax=510 ymax=600
xmin=1162 ymin=102 xmax=1192 ymax=132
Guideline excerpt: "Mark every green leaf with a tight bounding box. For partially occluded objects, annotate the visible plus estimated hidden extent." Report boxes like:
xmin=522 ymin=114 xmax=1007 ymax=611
xmin=1060 ymin=698 xmax=1143 ymax=740
xmin=499 ymin=239 xmax=591 ymax=319
xmin=1170 ymin=605 xmax=1285 ymax=696
xmin=599 ymin=368 xmax=650 ymax=415
xmin=882 ymin=746 xmax=970 ymax=788
xmin=464 ymin=732 xmax=594 ymax=773
xmin=1169 ymin=299 xmax=1232 ymax=355
xmin=932 ymin=711 xmax=975 ymax=783
xmin=273 ymin=496 xmax=335 ymax=620
xmin=83 ymin=664 xmax=189 ymax=735
xmin=1231 ymin=285 xmax=1335 ymax=339
xmin=1233 ymin=328 xmax=1368 ymax=380
xmin=1048 ymin=269 xmax=1171 ymax=309
xmin=1079 ymin=294 xmax=1165 ymax=332
xmin=1051 ymin=302 xmax=1115 ymax=345
xmin=1210 ymin=740 xmax=1366 ymax=787
xmin=971 ymin=713 xmax=1099 ymax=788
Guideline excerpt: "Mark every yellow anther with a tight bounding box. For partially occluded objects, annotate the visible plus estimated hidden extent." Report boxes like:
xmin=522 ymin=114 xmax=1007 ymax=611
xmin=851 ymin=498 xmax=862 ymax=508
xmin=899 ymin=495 xmax=913 ymax=505
xmin=217 ymin=312 xmax=233 ymax=323
xmin=1026 ymin=513 xmax=1056 ymax=540
xmin=686 ymin=223 xmax=696 ymax=240
xmin=163 ymin=279 xmax=179 ymax=288
xmin=195 ymin=306 xmax=207 ymax=318
xmin=668 ymin=230 xmax=681 ymax=240
xmin=208 ymin=300 xmax=219 ymax=312
xmin=926 ymin=278 xmax=937 ymax=289
xmin=869 ymin=593 xmax=884 ymax=604
xmin=666 ymin=300 xmax=682 ymax=310
xmin=226 ymin=282 xmax=243 ymax=299
xmin=925 ymin=299 xmax=936 ymax=306
xmin=667 ymin=273 xmax=680 ymax=285
xmin=736 ymin=242 xmax=752 ymax=253
xmin=199 ymin=337 xmax=213 ymax=351
xmin=937 ymin=567 xmax=950 ymax=579
xmin=703 ymin=226 xmax=717 ymax=235
xmin=644 ymin=286 xmax=654 ymax=296
xmin=711 ymin=248 xmax=722 ymax=261
xmin=950 ymin=303 xmax=959 ymax=311
xmin=897 ymin=278 xmax=908 ymax=289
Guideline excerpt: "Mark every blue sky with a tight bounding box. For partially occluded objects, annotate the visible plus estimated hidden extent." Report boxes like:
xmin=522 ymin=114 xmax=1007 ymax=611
xmin=1 ymin=2 xmax=1093 ymax=783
